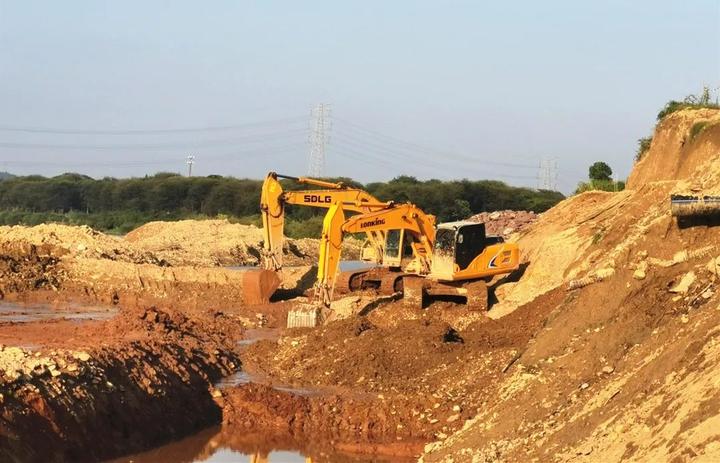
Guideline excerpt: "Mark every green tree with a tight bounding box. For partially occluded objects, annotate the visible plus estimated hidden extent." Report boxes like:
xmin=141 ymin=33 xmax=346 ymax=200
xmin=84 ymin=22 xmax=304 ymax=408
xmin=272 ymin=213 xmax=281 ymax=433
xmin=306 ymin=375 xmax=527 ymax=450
xmin=589 ymin=162 xmax=612 ymax=182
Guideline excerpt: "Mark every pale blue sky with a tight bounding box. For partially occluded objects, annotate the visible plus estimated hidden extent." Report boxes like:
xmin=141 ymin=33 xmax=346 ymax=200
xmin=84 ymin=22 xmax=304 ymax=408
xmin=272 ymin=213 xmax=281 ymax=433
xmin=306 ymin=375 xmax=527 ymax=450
xmin=0 ymin=0 xmax=718 ymax=192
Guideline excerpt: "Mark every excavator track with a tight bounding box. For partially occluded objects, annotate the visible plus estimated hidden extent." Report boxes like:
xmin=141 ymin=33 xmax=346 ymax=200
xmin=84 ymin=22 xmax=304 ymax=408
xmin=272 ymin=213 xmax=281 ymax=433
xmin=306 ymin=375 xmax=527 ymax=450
xmin=335 ymin=267 xmax=408 ymax=296
xmin=334 ymin=268 xmax=372 ymax=295
xmin=464 ymin=280 xmax=488 ymax=311
xmin=379 ymin=271 xmax=406 ymax=294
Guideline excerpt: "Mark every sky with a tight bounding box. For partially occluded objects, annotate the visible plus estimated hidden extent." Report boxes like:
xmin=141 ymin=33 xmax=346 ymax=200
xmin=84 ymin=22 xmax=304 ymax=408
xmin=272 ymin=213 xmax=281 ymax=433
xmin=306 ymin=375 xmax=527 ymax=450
xmin=0 ymin=1 xmax=718 ymax=193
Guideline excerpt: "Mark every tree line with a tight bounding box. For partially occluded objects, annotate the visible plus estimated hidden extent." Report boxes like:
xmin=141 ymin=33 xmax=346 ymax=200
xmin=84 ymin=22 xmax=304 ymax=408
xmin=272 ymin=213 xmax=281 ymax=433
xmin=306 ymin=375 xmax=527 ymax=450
xmin=0 ymin=172 xmax=564 ymax=235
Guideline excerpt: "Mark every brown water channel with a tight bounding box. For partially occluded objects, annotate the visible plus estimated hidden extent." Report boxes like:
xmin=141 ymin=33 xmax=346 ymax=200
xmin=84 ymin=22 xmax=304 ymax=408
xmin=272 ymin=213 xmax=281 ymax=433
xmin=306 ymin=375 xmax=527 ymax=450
xmin=0 ymin=301 xmax=118 ymax=323
xmin=108 ymin=424 xmax=415 ymax=462
xmin=110 ymin=327 xmax=417 ymax=463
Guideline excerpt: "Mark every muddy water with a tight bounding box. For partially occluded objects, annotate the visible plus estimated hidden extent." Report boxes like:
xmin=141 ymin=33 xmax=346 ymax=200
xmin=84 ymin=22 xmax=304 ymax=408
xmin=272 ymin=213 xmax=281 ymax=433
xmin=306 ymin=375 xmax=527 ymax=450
xmin=237 ymin=327 xmax=281 ymax=346
xmin=109 ymin=425 xmax=412 ymax=462
xmin=115 ymin=326 xmax=415 ymax=463
xmin=226 ymin=265 xmax=257 ymax=271
xmin=0 ymin=301 xmax=118 ymax=323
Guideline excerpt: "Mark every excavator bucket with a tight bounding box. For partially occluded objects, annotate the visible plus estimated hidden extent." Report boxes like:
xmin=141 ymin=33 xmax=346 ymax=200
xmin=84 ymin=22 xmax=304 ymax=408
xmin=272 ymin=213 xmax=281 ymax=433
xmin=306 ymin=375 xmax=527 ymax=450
xmin=670 ymin=195 xmax=720 ymax=217
xmin=237 ymin=269 xmax=281 ymax=305
xmin=286 ymin=303 xmax=321 ymax=328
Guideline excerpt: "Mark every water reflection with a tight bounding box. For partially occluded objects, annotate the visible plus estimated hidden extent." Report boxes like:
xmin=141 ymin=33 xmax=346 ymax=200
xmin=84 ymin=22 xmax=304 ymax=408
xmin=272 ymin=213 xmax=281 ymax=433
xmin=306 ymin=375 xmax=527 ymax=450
xmin=109 ymin=425 xmax=416 ymax=463
xmin=0 ymin=301 xmax=118 ymax=323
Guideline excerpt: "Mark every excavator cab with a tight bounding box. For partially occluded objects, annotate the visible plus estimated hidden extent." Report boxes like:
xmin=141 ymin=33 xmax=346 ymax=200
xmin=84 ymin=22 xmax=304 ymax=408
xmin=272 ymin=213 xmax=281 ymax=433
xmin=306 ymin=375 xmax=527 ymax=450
xmin=430 ymin=222 xmax=515 ymax=280
xmin=382 ymin=229 xmax=415 ymax=269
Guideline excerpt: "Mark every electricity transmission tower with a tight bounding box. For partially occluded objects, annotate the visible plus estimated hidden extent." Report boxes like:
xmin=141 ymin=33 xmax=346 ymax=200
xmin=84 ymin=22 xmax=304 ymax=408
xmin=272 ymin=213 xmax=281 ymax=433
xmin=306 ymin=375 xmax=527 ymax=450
xmin=538 ymin=157 xmax=558 ymax=190
xmin=308 ymin=104 xmax=330 ymax=177
xmin=186 ymin=155 xmax=195 ymax=177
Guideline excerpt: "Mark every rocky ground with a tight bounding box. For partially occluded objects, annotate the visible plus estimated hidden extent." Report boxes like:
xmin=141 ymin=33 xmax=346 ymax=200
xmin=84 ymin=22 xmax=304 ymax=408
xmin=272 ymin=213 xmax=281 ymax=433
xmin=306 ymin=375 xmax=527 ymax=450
xmin=466 ymin=210 xmax=538 ymax=238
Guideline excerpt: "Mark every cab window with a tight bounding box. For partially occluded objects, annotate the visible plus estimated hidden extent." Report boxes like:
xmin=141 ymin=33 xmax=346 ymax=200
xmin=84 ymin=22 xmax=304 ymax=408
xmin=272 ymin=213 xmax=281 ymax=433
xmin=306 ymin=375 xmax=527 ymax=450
xmin=385 ymin=229 xmax=401 ymax=259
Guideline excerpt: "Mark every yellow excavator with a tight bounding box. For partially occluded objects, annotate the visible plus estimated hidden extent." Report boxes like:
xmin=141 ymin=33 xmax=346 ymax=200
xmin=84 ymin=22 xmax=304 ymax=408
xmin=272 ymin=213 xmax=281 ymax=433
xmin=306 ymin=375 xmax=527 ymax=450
xmin=260 ymin=172 xmax=429 ymax=295
xmin=289 ymin=200 xmax=520 ymax=327
xmin=260 ymin=172 xmax=390 ymax=271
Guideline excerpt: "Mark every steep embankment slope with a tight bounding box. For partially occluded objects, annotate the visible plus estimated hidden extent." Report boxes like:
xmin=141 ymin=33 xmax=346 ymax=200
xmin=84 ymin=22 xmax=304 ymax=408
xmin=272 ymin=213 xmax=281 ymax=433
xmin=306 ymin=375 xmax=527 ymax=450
xmin=421 ymin=109 xmax=720 ymax=462
xmin=628 ymin=108 xmax=720 ymax=188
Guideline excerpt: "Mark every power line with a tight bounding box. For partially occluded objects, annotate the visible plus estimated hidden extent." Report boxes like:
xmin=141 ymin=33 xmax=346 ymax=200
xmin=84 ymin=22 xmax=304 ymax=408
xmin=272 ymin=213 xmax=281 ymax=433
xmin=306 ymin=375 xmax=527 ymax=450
xmin=330 ymin=132 xmax=537 ymax=180
xmin=0 ymin=128 xmax=307 ymax=150
xmin=332 ymin=118 xmax=537 ymax=169
xmin=0 ymin=142 xmax=308 ymax=169
xmin=0 ymin=116 xmax=308 ymax=135
xmin=331 ymin=140 xmax=537 ymax=181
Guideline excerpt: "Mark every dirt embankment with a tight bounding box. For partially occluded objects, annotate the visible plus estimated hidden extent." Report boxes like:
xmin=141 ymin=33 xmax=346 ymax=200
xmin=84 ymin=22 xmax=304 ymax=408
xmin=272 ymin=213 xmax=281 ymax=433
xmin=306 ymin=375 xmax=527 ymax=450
xmin=0 ymin=221 xmax=325 ymax=308
xmin=416 ymin=109 xmax=720 ymax=461
xmin=0 ymin=306 xmax=241 ymax=463
xmin=628 ymin=108 xmax=720 ymax=189
xmin=125 ymin=219 xmax=323 ymax=267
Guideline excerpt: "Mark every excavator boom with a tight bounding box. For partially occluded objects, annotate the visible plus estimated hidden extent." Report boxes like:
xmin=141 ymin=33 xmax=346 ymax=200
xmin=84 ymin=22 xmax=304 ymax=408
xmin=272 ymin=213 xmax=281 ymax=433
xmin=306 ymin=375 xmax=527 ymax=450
xmin=260 ymin=172 xmax=390 ymax=271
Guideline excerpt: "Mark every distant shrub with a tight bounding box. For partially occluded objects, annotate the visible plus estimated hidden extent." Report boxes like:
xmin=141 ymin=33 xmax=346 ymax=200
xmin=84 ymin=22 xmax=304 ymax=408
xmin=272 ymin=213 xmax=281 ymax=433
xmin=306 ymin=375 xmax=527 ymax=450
xmin=657 ymin=87 xmax=720 ymax=121
xmin=635 ymin=136 xmax=652 ymax=162
xmin=688 ymin=120 xmax=716 ymax=143
xmin=285 ymin=215 xmax=324 ymax=239
xmin=575 ymin=179 xmax=625 ymax=194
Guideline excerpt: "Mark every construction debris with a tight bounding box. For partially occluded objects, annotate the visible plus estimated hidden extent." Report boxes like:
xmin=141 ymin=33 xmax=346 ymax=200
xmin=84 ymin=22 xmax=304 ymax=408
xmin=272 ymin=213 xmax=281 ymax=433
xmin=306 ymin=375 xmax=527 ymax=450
xmin=466 ymin=210 xmax=538 ymax=238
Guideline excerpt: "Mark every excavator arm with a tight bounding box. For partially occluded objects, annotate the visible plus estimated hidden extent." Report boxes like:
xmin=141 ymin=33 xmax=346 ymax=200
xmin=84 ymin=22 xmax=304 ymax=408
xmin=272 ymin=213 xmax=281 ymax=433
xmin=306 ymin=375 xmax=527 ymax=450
xmin=260 ymin=172 xmax=390 ymax=271
xmin=313 ymin=201 xmax=437 ymax=307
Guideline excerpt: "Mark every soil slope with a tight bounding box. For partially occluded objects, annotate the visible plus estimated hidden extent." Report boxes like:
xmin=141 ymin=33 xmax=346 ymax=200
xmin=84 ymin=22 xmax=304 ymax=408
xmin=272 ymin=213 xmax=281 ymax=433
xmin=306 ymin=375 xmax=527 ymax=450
xmin=418 ymin=108 xmax=720 ymax=462
xmin=628 ymin=108 xmax=720 ymax=188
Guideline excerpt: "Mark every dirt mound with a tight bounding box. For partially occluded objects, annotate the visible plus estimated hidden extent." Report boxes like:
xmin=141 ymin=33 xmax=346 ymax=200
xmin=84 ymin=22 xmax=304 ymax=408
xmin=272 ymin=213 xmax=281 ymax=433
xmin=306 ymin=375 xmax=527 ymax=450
xmin=0 ymin=241 xmax=63 ymax=297
xmin=125 ymin=219 xmax=319 ymax=267
xmin=628 ymin=108 xmax=720 ymax=188
xmin=466 ymin=210 xmax=538 ymax=238
xmin=0 ymin=221 xmax=320 ymax=308
xmin=0 ymin=223 xmax=161 ymax=264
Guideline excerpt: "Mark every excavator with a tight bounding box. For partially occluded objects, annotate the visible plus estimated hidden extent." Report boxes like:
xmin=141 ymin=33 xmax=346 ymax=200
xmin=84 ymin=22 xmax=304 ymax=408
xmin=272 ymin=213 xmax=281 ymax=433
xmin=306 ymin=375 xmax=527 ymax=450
xmin=260 ymin=172 xmax=389 ymax=271
xmin=260 ymin=172 xmax=428 ymax=295
xmin=289 ymin=200 xmax=520 ymax=327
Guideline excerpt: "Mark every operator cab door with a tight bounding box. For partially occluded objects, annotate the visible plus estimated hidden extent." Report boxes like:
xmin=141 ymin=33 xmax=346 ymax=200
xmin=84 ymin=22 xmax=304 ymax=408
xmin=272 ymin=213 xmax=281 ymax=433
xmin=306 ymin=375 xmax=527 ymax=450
xmin=455 ymin=223 xmax=489 ymax=270
xmin=383 ymin=229 xmax=414 ymax=269
xmin=431 ymin=223 xmax=491 ymax=279
xmin=430 ymin=227 xmax=457 ymax=279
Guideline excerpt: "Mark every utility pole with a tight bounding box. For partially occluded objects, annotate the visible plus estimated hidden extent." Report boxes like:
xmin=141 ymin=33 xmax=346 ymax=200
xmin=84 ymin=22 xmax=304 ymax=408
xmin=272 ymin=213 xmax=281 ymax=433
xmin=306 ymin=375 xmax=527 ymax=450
xmin=308 ymin=104 xmax=330 ymax=177
xmin=186 ymin=155 xmax=195 ymax=177
xmin=538 ymin=157 xmax=559 ymax=191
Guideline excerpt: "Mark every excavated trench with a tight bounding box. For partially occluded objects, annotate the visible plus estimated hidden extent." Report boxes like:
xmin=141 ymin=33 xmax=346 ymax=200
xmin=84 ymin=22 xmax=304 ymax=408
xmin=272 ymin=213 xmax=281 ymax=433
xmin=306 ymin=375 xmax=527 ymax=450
xmin=105 ymin=325 xmax=422 ymax=463
xmin=0 ymin=294 xmax=426 ymax=463
xmin=0 ymin=224 xmax=414 ymax=462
